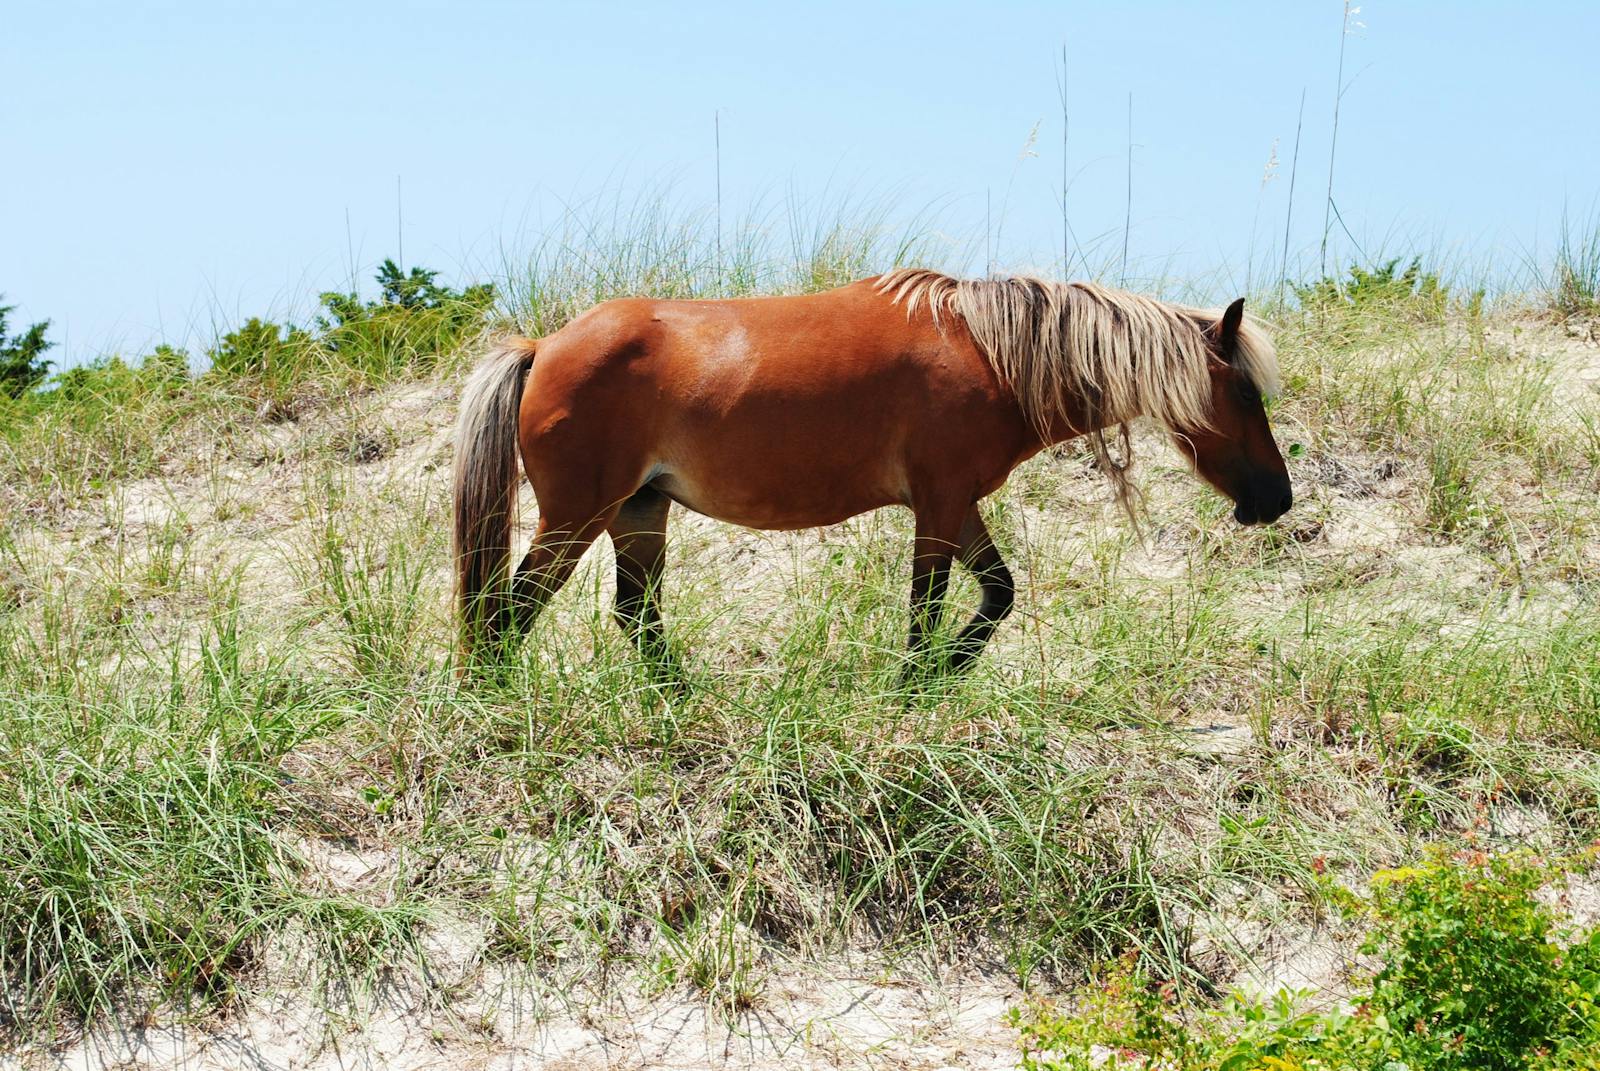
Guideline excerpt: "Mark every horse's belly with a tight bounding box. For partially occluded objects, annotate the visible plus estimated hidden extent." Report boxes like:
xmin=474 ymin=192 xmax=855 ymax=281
xmin=651 ymin=464 xmax=901 ymax=531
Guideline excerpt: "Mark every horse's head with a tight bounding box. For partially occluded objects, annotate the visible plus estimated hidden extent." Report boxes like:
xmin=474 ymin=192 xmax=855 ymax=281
xmin=1172 ymin=298 xmax=1292 ymax=526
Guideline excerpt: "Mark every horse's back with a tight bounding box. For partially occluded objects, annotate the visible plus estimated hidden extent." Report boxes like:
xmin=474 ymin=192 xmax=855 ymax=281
xmin=525 ymin=282 xmax=931 ymax=417
xmin=515 ymin=282 xmax=1025 ymax=529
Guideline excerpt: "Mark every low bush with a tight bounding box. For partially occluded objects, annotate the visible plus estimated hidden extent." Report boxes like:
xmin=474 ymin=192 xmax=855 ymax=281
xmin=1296 ymin=257 xmax=1450 ymax=322
xmin=203 ymin=260 xmax=495 ymax=389
xmin=51 ymin=345 xmax=191 ymax=404
xmin=313 ymin=260 xmax=495 ymax=381
xmin=206 ymin=317 xmax=314 ymax=381
xmin=1011 ymin=849 xmax=1600 ymax=1070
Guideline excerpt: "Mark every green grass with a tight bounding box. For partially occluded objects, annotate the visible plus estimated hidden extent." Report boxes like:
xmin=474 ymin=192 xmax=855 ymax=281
xmin=1548 ymin=208 xmax=1600 ymax=321
xmin=1 ymin=216 xmax=1598 ymax=1057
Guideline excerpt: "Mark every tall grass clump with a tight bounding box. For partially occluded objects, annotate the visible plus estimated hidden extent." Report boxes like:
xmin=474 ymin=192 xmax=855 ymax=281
xmin=0 ymin=597 xmax=298 ymax=1029
xmin=297 ymin=472 xmax=443 ymax=682
xmin=433 ymin=539 xmax=1236 ymax=990
xmin=0 ymin=558 xmax=439 ymax=1040
xmin=1547 ymin=208 xmax=1600 ymax=320
xmin=0 ymin=346 xmax=218 ymax=513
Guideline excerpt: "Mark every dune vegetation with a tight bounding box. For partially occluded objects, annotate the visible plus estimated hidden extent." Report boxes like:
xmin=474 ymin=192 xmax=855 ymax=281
xmin=2 ymin=204 xmax=1598 ymax=1067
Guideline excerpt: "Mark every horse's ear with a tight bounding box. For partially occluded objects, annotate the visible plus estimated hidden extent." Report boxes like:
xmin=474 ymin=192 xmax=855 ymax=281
xmin=1215 ymin=298 xmax=1246 ymax=363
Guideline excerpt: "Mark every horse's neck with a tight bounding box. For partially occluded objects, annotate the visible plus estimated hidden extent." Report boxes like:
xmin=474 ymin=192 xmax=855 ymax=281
xmin=991 ymin=400 xmax=1122 ymax=474
xmin=1036 ymin=397 xmax=1112 ymax=447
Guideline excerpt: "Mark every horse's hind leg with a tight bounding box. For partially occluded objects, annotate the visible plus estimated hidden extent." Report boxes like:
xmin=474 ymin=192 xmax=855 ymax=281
xmin=503 ymin=511 xmax=615 ymax=644
xmin=948 ymin=506 xmax=1015 ymax=672
xmin=607 ymin=486 xmax=683 ymax=682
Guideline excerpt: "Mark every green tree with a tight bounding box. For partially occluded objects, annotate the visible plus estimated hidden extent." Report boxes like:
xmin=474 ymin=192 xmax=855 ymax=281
xmin=0 ymin=296 xmax=54 ymax=398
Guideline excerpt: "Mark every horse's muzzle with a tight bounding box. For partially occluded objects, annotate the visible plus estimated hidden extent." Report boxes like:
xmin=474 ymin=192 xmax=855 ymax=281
xmin=1233 ymin=482 xmax=1293 ymax=526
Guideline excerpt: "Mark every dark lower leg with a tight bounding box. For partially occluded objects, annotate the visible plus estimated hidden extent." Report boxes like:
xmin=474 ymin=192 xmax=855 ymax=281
xmin=903 ymin=510 xmax=961 ymax=681
xmin=609 ymin=487 xmax=684 ymax=684
xmin=948 ymin=509 xmax=1015 ymax=672
xmin=610 ymin=489 xmax=671 ymax=651
xmin=906 ymin=554 xmax=952 ymax=662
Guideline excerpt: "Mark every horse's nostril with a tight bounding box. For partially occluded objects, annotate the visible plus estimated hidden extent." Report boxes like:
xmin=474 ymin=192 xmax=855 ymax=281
xmin=1278 ymin=491 xmax=1293 ymax=515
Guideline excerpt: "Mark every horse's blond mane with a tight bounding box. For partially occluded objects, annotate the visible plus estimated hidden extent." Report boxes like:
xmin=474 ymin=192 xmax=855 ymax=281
xmin=874 ymin=268 xmax=1280 ymax=515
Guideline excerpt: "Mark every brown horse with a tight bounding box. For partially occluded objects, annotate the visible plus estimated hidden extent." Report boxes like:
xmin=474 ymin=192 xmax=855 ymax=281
xmin=453 ymin=269 xmax=1290 ymax=676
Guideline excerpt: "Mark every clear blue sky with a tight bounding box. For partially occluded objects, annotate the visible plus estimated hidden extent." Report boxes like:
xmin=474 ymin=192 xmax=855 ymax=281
xmin=4 ymin=1 xmax=1596 ymax=368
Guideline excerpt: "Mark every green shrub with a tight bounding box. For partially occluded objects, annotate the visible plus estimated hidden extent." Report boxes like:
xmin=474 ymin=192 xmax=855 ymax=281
xmin=206 ymin=317 xmax=314 ymax=380
xmin=314 ymin=259 xmax=495 ymax=380
xmin=1010 ymin=849 xmax=1600 ymax=1071
xmin=1348 ymin=849 xmax=1600 ymax=1071
xmin=50 ymin=356 xmax=143 ymax=403
xmin=1010 ymin=954 xmax=1346 ymax=1071
xmin=198 ymin=260 xmax=494 ymax=390
xmin=140 ymin=343 xmax=192 ymax=388
xmin=0 ymin=261 xmax=491 ymax=511
xmin=39 ymin=346 xmax=188 ymax=407
xmin=1296 ymin=257 xmax=1449 ymax=321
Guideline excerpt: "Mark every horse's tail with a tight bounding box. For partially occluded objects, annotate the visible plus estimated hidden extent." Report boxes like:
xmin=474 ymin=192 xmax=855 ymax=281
xmin=453 ymin=336 xmax=537 ymax=654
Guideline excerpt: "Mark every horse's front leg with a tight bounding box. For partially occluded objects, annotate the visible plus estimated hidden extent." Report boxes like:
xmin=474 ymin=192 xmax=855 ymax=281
xmin=948 ymin=507 xmax=1015 ymax=673
xmin=902 ymin=505 xmax=964 ymax=683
